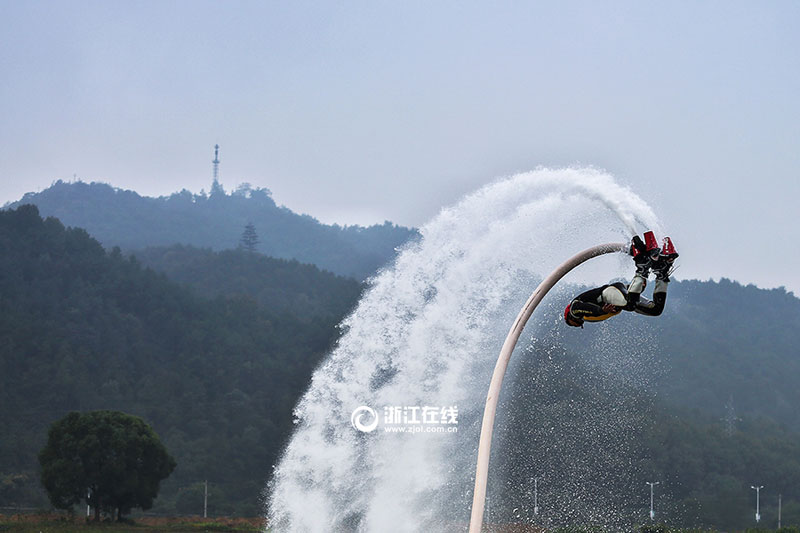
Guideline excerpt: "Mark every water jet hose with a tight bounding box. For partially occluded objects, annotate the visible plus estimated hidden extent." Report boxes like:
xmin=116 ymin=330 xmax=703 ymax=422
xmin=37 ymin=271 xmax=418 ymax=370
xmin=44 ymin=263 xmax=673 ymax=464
xmin=468 ymin=242 xmax=627 ymax=533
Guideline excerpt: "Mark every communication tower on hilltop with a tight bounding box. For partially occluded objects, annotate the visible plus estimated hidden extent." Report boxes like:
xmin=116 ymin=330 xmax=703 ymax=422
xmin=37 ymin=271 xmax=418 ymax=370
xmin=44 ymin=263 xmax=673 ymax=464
xmin=212 ymin=144 xmax=220 ymax=182
xmin=211 ymin=144 xmax=223 ymax=195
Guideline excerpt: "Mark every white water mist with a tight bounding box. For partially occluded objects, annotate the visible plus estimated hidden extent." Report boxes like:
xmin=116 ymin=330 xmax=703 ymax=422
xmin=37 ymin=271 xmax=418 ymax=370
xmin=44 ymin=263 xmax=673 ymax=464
xmin=267 ymin=168 xmax=661 ymax=532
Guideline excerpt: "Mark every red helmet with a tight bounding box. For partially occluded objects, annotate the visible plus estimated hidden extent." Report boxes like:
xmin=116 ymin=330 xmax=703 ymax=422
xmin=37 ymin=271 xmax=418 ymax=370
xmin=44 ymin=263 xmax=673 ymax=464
xmin=564 ymin=304 xmax=583 ymax=327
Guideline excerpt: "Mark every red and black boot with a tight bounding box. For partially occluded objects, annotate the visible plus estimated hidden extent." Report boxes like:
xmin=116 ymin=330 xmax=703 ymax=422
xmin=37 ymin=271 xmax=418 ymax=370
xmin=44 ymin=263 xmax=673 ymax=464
xmin=653 ymin=237 xmax=679 ymax=281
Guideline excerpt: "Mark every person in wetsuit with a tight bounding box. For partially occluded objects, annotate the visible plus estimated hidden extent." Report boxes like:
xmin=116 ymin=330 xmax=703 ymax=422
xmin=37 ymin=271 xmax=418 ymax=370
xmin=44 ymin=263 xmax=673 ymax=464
xmin=564 ymin=232 xmax=678 ymax=328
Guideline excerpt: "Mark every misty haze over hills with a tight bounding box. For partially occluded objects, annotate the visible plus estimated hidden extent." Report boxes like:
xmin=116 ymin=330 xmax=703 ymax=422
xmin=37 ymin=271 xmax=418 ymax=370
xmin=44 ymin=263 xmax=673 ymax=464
xmin=4 ymin=180 xmax=417 ymax=279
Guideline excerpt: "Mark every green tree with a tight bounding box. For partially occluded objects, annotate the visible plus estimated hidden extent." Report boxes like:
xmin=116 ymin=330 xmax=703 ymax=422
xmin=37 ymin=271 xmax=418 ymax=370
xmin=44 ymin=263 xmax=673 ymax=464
xmin=239 ymin=222 xmax=259 ymax=253
xmin=39 ymin=411 xmax=175 ymax=520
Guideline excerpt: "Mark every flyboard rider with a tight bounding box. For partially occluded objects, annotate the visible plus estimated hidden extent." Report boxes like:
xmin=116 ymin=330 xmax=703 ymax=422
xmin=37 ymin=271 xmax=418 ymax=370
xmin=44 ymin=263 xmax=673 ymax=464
xmin=564 ymin=231 xmax=679 ymax=328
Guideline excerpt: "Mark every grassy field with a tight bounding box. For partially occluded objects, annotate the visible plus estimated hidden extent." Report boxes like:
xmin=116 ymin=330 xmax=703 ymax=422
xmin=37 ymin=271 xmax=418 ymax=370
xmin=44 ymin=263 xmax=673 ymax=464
xmin=3 ymin=515 xmax=797 ymax=533
xmin=0 ymin=514 xmax=265 ymax=533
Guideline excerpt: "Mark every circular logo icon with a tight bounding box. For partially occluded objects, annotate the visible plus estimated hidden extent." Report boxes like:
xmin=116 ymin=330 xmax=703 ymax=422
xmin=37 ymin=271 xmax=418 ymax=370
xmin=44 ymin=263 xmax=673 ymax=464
xmin=351 ymin=405 xmax=378 ymax=433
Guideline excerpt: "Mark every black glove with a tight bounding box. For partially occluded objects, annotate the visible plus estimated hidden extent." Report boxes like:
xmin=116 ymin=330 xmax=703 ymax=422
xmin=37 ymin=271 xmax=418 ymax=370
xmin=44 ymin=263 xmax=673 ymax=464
xmin=631 ymin=235 xmax=651 ymax=275
xmin=630 ymin=235 xmax=647 ymax=257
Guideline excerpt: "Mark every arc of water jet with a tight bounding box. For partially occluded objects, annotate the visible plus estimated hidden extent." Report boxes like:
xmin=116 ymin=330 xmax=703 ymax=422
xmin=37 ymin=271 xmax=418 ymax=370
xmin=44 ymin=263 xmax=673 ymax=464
xmin=468 ymin=242 xmax=628 ymax=533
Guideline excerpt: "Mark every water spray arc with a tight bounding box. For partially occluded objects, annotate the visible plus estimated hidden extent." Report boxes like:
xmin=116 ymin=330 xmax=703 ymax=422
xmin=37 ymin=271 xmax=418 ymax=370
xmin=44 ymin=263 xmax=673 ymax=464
xmin=468 ymin=242 xmax=627 ymax=533
xmin=268 ymin=168 xmax=661 ymax=531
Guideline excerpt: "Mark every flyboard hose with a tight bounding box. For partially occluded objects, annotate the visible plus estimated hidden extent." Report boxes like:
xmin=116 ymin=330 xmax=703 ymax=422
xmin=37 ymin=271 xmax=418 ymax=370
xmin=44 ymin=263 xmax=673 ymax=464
xmin=468 ymin=242 xmax=628 ymax=533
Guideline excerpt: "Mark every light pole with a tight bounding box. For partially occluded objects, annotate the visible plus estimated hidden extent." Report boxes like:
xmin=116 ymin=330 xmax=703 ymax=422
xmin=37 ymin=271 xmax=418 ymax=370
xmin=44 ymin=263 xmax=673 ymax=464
xmin=751 ymin=485 xmax=763 ymax=523
xmin=778 ymin=494 xmax=782 ymax=529
xmin=534 ymin=477 xmax=539 ymax=516
xmin=646 ymin=482 xmax=660 ymax=521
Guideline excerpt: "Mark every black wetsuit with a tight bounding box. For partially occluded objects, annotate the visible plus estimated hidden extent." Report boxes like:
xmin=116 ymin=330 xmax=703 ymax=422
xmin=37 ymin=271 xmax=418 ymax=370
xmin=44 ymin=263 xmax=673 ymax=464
xmin=568 ymin=281 xmax=667 ymax=323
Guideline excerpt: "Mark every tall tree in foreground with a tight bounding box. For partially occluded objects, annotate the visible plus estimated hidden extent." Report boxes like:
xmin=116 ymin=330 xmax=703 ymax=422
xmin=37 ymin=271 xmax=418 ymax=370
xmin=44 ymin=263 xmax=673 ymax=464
xmin=39 ymin=411 xmax=175 ymax=520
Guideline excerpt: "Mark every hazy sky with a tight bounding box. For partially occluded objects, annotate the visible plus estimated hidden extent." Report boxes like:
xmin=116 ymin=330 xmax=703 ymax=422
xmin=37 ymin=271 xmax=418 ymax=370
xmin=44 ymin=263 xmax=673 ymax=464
xmin=2 ymin=1 xmax=799 ymax=292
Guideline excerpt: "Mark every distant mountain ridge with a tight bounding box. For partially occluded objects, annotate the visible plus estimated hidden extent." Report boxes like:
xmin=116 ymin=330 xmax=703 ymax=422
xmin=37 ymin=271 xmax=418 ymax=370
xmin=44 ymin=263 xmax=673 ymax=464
xmin=5 ymin=180 xmax=417 ymax=279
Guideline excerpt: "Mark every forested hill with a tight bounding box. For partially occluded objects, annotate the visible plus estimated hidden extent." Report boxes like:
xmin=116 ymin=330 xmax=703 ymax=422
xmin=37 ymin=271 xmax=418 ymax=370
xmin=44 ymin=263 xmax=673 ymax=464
xmin=0 ymin=205 xmax=359 ymax=515
xmin=498 ymin=347 xmax=800 ymax=529
xmin=655 ymin=279 xmax=800 ymax=428
xmin=5 ymin=180 xmax=417 ymax=279
xmin=133 ymin=245 xmax=362 ymax=325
